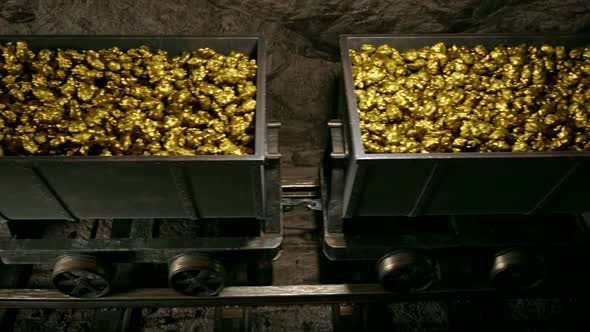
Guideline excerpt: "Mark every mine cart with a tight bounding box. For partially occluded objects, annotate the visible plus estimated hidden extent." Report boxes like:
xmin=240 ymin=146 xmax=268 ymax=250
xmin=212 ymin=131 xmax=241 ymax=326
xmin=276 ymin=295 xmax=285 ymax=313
xmin=323 ymin=34 xmax=590 ymax=292
xmin=0 ymin=36 xmax=281 ymax=297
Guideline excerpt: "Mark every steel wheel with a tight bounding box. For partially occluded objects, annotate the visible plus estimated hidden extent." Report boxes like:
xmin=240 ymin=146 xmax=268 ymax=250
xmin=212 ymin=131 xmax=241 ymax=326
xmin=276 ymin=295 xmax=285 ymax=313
xmin=168 ymin=254 xmax=225 ymax=296
xmin=490 ymin=249 xmax=545 ymax=289
xmin=52 ymin=255 xmax=112 ymax=298
xmin=377 ymin=250 xmax=436 ymax=293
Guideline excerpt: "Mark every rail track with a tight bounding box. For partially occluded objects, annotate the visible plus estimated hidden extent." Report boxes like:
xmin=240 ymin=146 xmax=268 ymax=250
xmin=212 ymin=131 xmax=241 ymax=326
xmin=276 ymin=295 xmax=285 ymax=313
xmin=1 ymin=285 xmax=589 ymax=309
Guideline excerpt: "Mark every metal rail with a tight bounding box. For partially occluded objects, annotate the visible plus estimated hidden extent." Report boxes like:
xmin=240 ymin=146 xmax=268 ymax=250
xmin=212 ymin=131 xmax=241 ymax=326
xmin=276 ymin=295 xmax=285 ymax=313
xmin=0 ymin=284 xmax=588 ymax=309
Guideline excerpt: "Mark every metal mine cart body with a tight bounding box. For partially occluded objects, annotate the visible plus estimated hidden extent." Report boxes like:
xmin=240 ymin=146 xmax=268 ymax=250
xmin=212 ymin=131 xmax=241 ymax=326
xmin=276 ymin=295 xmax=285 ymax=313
xmin=323 ymin=34 xmax=590 ymax=292
xmin=0 ymin=36 xmax=281 ymax=297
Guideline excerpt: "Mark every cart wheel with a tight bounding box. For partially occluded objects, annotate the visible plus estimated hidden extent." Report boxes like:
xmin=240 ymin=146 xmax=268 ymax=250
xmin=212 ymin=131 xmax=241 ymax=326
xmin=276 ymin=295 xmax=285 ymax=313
xmin=377 ymin=250 xmax=436 ymax=293
xmin=168 ymin=254 xmax=225 ymax=296
xmin=490 ymin=249 xmax=545 ymax=289
xmin=52 ymin=255 xmax=112 ymax=298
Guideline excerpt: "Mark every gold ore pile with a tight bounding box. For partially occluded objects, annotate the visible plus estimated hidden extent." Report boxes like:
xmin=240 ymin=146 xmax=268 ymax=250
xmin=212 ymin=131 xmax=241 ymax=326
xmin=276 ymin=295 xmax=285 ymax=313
xmin=351 ymin=43 xmax=590 ymax=153
xmin=0 ymin=41 xmax=257 ymax=156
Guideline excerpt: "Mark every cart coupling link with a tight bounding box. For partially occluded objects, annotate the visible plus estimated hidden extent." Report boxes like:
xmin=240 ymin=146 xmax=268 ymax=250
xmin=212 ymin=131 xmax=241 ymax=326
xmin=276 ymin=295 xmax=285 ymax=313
xmin=281 ymin=198 xmax=322 ymax=212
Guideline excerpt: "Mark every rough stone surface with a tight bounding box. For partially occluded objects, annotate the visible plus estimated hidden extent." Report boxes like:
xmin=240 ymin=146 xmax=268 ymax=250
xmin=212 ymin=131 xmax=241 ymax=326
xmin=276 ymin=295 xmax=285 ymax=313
xmin=158 ymin=219 xmax=200 ymax=238
xmin=249 ymin=305 xmax=333 ymax=332
xmin=389 ymin=301 xmax=449 ymax=330
xmin=504 ymin=299 xmax=568 ymax=331
xmin=141 ymin=307 xmax=215 ymax=332
xmin=42 ymin=220 xmax=93 ymax=240
xmin=13 ymin=308 xmax=95 ymax=332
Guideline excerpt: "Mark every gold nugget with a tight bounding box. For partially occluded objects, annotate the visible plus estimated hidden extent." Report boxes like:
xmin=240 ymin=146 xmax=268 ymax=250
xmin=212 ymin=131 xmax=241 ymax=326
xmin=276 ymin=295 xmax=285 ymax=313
xmin=351 ymin=42 xmax=590 ymax=153
xmin=0 ymin=42 xmax=257 ymax=156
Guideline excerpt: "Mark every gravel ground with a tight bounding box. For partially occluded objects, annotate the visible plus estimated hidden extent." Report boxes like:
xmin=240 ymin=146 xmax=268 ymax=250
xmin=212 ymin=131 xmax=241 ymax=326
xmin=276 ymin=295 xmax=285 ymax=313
xmin=13 ymin=309 xmax=96 ymax=332
xmin=248 ymin=306 xmax=332 ymax=332
xmin=389 ymin=301 xmax=449 ymax=330
xmin=141 ymin=307 xmax=216 ymax=332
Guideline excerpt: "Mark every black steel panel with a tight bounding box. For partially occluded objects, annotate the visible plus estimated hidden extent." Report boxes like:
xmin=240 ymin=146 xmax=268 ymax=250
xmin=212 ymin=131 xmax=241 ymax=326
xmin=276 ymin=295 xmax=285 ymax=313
xmin=186 ymin=162 xmax=263 ymax=218
xmin=0 ymin=165 xmax=71 ymax=220
xmin=542 ymin=160 xmax=590 ymax=212
xmin=37 ymin=162 xmax=196 ymax=219
xmin=347 ymin=160 xmax=435 ymax=217
xmin=339 ymin=34 xmax=590 ymax=216
xmin=423 ymin=158 xmax=576 ymax=215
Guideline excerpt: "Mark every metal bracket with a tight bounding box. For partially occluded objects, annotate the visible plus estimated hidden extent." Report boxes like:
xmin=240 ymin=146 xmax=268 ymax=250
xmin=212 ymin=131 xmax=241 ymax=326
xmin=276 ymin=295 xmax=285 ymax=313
xmin=264 ymin=121 xmax=282 ymax=234
xmin=324 ymin=119 xmax=348 ymax=235
xmin=281 ymin=198 xmax=322 ymax=212
xmin=266 ymin=122 xmax=281 ymax=159
xmin=328 ymin=119 xmax=347 ymax=160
